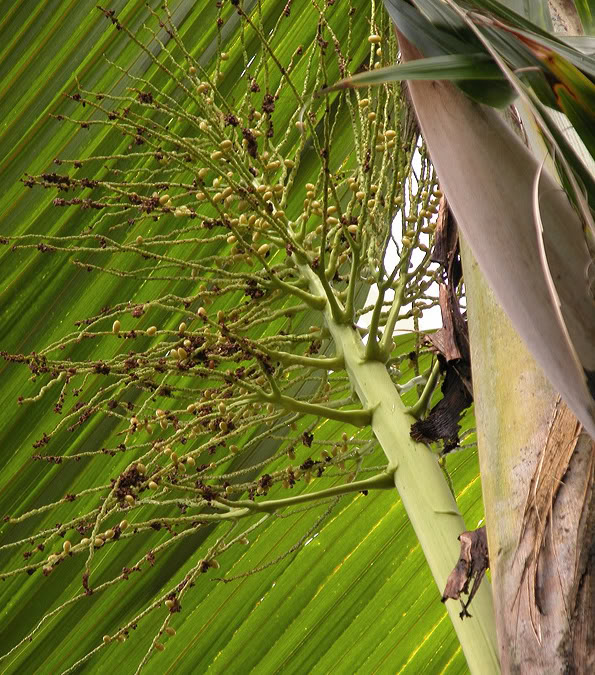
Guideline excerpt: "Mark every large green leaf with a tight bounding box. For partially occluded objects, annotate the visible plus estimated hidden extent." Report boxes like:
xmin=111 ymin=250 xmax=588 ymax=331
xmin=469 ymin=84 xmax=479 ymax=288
xmin=0 ymin=2 xmax=485 ymax=673
xmin=570 ymin=0 xmax=594 ymax=33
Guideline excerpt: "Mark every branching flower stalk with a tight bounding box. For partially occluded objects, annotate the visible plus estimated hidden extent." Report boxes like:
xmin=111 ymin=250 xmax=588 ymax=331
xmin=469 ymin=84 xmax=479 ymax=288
xmin=0 ymin=2 xmax=495 ymax=672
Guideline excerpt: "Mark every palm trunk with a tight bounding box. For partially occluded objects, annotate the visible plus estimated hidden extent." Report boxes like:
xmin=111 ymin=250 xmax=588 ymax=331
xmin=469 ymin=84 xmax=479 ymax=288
xmin=462 ymin=241 xmax=594 ymax=673
xmin=394 ymin=18 xmax=594 ymax=675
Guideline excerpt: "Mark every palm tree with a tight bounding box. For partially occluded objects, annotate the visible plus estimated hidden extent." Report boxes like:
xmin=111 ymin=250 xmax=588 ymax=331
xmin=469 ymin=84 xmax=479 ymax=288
xmin=0 ymin=1 xmax=591 ymax=673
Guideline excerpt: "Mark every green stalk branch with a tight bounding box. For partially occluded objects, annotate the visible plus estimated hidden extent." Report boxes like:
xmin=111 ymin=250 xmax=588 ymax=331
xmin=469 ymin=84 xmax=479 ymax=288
xmin=260 ymin=391 xmax=374 ymax=427
xmin=365 ymin=282 xmax=389 ymax=362
xmin=342 ymin=235 xmax=361 ymax=323
xmin=218 ymin=471 xmax=395 ymax=514
xmin=378 ymin=275 xmax=407 ymax=357
xmin=405 ymin=358 xmax=441 ymax=419
xmin=300 ymin=265 xmax=499 ymax=675
xmin=256 ymin=343 xmax=344 ymax=370
xmin=315 ymin=267 xmax=346 ymax=323
xmin=365 ymin=247 xmax=405 ymax=362
xmin=267 ymin=274 xmax=327 ymax=310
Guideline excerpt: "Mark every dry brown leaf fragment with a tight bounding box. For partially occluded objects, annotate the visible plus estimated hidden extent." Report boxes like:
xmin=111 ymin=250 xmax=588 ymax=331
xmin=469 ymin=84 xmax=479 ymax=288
xmin=442 ymin=526 xmax=489 ymax=619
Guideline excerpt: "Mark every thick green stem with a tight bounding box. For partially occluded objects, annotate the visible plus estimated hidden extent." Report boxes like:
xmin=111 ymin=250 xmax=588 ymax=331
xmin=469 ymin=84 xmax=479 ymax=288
xmin=301 ymin=265 xmax=500 ymax=675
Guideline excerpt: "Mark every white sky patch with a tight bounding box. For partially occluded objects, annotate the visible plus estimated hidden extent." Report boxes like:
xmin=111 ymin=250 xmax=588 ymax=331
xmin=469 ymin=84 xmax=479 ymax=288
xmin=359 ymin=146 xmax=443 ymax=338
